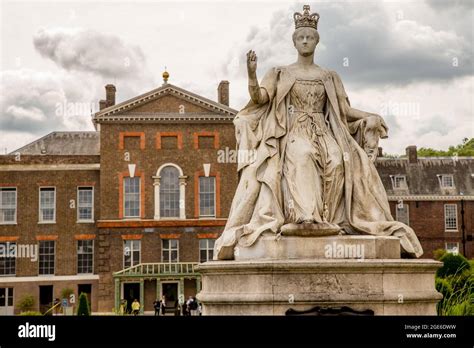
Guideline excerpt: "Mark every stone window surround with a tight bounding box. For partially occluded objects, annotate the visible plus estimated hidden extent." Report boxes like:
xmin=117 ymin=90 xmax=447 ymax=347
xmin=395 ymin=201 xmax=409 ymax=226
xmin=153 ymin=163 xmax=187 ymax=220
xmin=445 ymin=242 xmax=459 ymax=254
xmin=0 ymin=241 xmax=16 ymax=276
xmin=198 ymin=176 xmax=216 ymax=218
xmin=118 ymin=171 xmax=145 ymax=219
xmin=161 ymin=238 xmax=179 ymax=263
xmin=77 ymin=239 xmax=94 ymax=274
xmin=37 ymin=238 xmax=56 ymax=276
xmin=77 ymin=186 xmax=94 ymax=223
xmin=122 ymin=237 xmax=142 ymax=269
xmin=390 ymin=174 xmax=407 ymax=190
xmin=194 ymin=170 xmax=220 ymax=218
xmin=444 ymin=203 xmax=458 ymax=232
xmin=0 ymin=186 xmax=17 ymax=225
xmin=199 ymin=238 xmax=215 ymax=263
xmin=437 ymin=174 xmax=455 ymax=189
xmin=38 ymin=186 xmax=56 ymax=224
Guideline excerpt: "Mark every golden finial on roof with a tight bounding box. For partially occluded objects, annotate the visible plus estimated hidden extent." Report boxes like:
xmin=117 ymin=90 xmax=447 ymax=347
xmin=162 ymin=67 xmax=169 ymax=84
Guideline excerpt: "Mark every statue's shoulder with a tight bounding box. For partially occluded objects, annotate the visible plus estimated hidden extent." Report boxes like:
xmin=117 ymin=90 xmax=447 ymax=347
xmin=327 ymin=69 xmax=343 ymax=81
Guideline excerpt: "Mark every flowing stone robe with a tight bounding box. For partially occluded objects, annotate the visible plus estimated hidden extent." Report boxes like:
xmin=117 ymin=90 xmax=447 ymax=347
xmin=215 ymin=66 xmax=423 ymax=260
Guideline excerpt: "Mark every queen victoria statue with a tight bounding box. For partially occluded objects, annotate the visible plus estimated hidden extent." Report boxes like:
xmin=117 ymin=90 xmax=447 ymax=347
xmin=214 ymin=5 xmax=423 ymax=260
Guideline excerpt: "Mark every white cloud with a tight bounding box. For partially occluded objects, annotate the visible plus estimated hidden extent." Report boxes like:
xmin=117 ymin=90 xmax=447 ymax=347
xmin=33 ymin=27 xmax=148 ymax=79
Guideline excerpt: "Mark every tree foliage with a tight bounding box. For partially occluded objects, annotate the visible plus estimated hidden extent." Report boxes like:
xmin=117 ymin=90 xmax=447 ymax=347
xmin=76 ymin=292 xmax=90 ymax=316
xmin=417 ymin=138 xmax=474 ymax=157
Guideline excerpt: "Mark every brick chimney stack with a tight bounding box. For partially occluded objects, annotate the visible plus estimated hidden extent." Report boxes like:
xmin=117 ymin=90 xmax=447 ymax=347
xmin=105 ymin=84 xmax=116 ymax=107
xmin=99 ymin=100 xmax=107 ymax=110
xmin=217 ymin=80 xmax=229 ymax=106
xmin=406 ymin=145 xmax=418 ymax=163
xmin=378 ymin=147 xmax=383 ymax=157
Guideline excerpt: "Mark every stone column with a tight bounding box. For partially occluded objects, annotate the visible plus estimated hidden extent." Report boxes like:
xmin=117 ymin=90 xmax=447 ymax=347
xmin=114 ymin=278 xmax=120 ymax=314
xmin=196 ymin=277 xmax=201 ymax=293
xmin=179 ymin=278 xmax=185 ymax=305
xmin=153 ymin=176 xmax=160 ymax=220
xmin=179 ymin=176 xmax=187 ymax=219
xmin=156 ymin=278 xmax=161 ymax=300
xmin=139 ymin=279 xmax=145 ymax=315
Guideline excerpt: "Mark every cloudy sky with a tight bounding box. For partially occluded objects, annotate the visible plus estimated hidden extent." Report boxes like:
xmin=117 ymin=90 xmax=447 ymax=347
xmin=0 ymin=0 xmax=472 ymax=154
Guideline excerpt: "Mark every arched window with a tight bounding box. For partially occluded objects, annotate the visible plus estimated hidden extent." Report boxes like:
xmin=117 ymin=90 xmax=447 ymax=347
xmin=154 ymin=164 xmax=186 ymax=219
xmin=160 ymin=166 xmax=180 ymax=218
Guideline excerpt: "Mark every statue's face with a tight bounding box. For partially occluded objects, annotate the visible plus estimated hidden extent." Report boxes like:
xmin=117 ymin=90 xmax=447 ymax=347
xmin=293 ymin=27 xmax=319 ymax=57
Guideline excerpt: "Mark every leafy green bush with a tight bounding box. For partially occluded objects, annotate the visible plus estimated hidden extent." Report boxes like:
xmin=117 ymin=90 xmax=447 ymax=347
xmin=444 ymin=300 xmax=474 ymax=316
xmin=436 ymin=258 xmax=473 ymax=316
xmin=436 ymin=277 xmax=453 ymax=298
xmin=19 ymin=311 xmax=42 ymax=316
xmin=61 ymin=288 xmax=74 ymax=300
xmin=17 ymin=295 xmax=35 ymax=312
xmin=433 ymin=249 xmax=447 ymax=261
xmin=77 ymin=293 xmax=90 ymax=316
xmin=436 ymin=253 xmax=470 ymax=278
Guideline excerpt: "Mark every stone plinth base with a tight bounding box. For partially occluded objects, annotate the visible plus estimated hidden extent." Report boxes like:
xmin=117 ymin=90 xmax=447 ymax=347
xmin=235 ymin=235 xmax=400 ymax=260
xmin=196 ymin=258 xmax=442 ymax=315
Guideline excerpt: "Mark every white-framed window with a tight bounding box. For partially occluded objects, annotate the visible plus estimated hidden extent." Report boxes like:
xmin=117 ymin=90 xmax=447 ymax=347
xmin=199 ymin=176 xmax=216 ymax=217
xmin=438 ymin=174 xmax=454 ymax=188
xmin=391 ymin=175 xmax=407 ymax=189
xmin=123 ymin=240 xmax=141 ymax=268
xmin=162 ymin=239 xmax=179 ymax=263
xmin=0 ymin=242 xmax=16 ymax=275
xmin=444 ymin=204 xmax=458 ymax=231
xmin=0 ymin=188 xmax=17 ymax=224
xmin=159 ymin=166 xmax=180 ymax=218
xmin=445 ymin=242 xmax=459 ymax=254
xmin=77 ymin=240 xmax=94 ymax=274
xmin=39 ymin=241 xmax=55 ymax=275
xmin=77 ymin=187 xmax=94 ymax=222
xmin=199 ymin=239 xmax=215 ymax=263
xmin=39 ymin=187 xmax=56 ymax=223
xmin=395 ymin=202 xmax=410 ymax=226
xmin=124 ymin=177 xmax=140 ymax=218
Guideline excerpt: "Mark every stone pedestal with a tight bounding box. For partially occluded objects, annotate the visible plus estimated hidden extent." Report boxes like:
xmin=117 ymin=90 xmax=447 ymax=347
xmin=196 ymin=235 xmax=442 ymax=315
xmin=235 ymin=234 xmax=401 ymax=260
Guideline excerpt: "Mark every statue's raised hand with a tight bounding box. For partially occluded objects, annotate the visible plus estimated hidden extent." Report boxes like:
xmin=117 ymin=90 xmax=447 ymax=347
xmin=247 ymin=50 xmax=257 ymax=77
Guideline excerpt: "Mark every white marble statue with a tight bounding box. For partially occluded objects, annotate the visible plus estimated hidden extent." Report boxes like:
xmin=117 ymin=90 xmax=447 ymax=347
xmin=214 ymin=5 xmax=423 ymax=260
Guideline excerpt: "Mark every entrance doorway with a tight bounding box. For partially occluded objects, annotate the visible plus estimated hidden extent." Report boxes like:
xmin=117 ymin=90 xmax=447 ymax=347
xmin=123 ymin=283 xmax=140 ymax=314
xmin=161 ymin=282 xmax=178 ymax=311
xmin=39 ymin=285 xmax=53 ymax=315
xmin=0 ymin=287 xmax=14 ymax=315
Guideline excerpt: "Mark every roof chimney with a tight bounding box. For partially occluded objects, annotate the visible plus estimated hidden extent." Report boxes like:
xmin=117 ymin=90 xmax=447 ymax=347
xmin=99 ymin=100 xmax=107 ymax=110
xmin=406 ymin=145 xmax=418 ymax=163
xmin=218 ymin=80 xmax=229 ymax=106
xmin=105 ymin=84 xmax=116 ymax=107
xmin=377 ymin=147 xmax=383 ymax=158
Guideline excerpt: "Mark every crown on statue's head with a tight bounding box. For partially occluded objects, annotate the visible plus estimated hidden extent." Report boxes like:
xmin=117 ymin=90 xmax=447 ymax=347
xmin=294 ymin=5 xmax=320 ymax=30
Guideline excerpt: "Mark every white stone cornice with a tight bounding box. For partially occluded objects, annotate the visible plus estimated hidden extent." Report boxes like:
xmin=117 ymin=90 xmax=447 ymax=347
xmin=0 ymin=163 xmax=99 ymax=171
xmin=388 ymin=195 xmax=474 ymax=201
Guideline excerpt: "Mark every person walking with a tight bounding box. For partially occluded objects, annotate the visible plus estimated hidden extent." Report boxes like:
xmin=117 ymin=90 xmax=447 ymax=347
xmin=159 ymin=295 xmax=166 ymax=316
xmin=153 ymin=298 xmax=160 ymax=316
xmin=189 ymin=296 xmax=199 ymax=316
xmin=131 ymin=299 xmax=140 ymax=316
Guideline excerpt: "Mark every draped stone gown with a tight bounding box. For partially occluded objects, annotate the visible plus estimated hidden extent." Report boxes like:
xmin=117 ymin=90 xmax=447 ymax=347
xmin=283 ymin=79 xmax=344 ymax=224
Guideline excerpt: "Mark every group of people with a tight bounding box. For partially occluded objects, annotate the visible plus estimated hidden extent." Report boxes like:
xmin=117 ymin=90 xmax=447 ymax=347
xmin=152 ymin=296 xmax=167 ymax=316
xmin=153 ymin=295 xmax=201 ymax=316
xmin=120 ymin=295 xmax=201 ymax=316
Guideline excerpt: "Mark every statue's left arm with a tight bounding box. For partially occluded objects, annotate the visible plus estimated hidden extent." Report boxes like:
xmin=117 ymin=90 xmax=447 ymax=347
xmin=331 ymin=71 xmax=388 ymax=161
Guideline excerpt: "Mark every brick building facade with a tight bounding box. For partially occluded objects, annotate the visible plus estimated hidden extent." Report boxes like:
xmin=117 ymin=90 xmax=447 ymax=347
xmin=0 ymin=79 xmax=472 ymax=314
